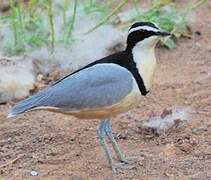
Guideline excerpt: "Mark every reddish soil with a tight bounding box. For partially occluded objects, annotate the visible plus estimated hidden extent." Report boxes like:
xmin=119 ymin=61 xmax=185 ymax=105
xmin=0 ymin=3 xmax=211 ymax=180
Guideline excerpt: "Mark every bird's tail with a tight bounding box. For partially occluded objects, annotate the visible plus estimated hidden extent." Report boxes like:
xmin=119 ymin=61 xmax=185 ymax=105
xmin=7 ymin=91 xmax=48 ymax=118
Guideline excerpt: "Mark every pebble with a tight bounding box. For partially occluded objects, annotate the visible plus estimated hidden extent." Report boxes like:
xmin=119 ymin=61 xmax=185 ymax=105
xmin=184 ymin=160 xmax=193 ymax=168
xmin=163 ymin=143 xmax=177 ymax=157
xmin=37 ymin=74 xmax=44 ymax=81
xmin=30 ymin=170 xmax=38 ymax=176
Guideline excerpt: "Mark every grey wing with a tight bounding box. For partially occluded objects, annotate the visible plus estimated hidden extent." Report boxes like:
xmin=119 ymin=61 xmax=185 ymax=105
xmin=9 ymin=64 xmax=134 ymax=116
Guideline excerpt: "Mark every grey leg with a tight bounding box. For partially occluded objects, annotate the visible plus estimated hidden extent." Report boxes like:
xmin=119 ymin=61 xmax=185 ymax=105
xmin=104 ymin=120 xmax=126 ymax=161
xmin=104 ymin=120 xmax=137 ymax=170
xmin=98 ymin=119 xmax=137 ymax=172
xmin=98 ymin=120 xmax=114 ymax=169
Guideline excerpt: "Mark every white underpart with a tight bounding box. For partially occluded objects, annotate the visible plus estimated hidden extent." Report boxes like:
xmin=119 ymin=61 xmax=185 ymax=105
xmin=128 ymin=26 xmax=159 ymax=35
xmin=132 ymin=36 xmax=159 ymax=91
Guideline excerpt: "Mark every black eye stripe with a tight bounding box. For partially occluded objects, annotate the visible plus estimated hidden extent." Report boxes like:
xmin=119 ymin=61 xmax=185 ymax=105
xmin=130 ymin=29 xmax=158 ymax=35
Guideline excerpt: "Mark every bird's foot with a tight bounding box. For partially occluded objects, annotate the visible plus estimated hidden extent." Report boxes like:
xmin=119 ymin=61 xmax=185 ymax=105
xmin=111 ymin=161 xmax=136 ymax=173
xmin=120 ymin=156 xmax=138 ymax=165
xmin=111 ymin=156 xmax=138 ymax=172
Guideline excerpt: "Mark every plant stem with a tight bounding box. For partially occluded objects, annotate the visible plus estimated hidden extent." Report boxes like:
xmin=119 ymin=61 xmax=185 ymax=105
xmin=86 ymin=0 xmax=129 ymax=34
xmin=162 ymin=0 xmax=207 ymax=47
xmin=192 ymin=0 xmax=207 ymax=10
xmin=65 ymin=0 xmax=78 ymax=44
xmin=29 ymin=0 xmax=37 ymax=18
xmin=132 ymin=0 xmax=141 ymax=14
xmin=17 ymin=3 xmax=25 ymax=47
xmin=62 ymin=0 xmax=68 ymax=42
xmin=63 ymin=0 xmax=68 ymax=27
xmin=9 ymin=0 xmax=18 ymax=48
xmin=48 ymin=0 xmax=55 ymax=52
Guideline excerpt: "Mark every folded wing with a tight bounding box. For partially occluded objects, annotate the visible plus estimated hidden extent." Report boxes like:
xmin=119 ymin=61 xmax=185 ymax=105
xmin=9 ymin=64 xmax=134 ymax=117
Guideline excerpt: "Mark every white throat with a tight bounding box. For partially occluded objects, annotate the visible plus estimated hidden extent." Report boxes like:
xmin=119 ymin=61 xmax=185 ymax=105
xmin=132 ymin=36 xmax=158 ymax=91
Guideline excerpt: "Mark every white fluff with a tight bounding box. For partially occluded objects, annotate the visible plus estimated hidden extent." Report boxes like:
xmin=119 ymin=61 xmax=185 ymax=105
xmin=29 ymin=19 xmax=125 ymax=73
xmin=27 ymin=2 xmax=125 ymax=72
xmin=0 ymin=57 xmax=35 ymax=103
xmin=144 ymin=107 xmax=190 ymax=135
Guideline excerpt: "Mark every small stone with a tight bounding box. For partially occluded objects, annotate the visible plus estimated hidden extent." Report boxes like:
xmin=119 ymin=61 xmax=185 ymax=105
xmin=195 ymin=31 xmax=201 ymax=36
xmin=0 ymin=169 xmax=4 ymax=175
xmin=164 ymin=172 xmax=174 ymax=177
xmin=147 ymin=111 xmax=157 ymax=118
xmin=176 ymin=136 xmax=198 ymax=153
xmin=30 ymin=170 xmax=38 ymax=176
xmin=117 ymin=129 xmax=128 ymax=140
xmin=37 ymin=74 xmax=44 ymax=81
xmin=160 ymin=108 xmax=172 ymax=119
xmin=163 ymin=143 xmax=177 ymax=157
xmin=192 ymin=125 xmax=208 ymax=134
xmin=184 ymin=160 xmax=193 ymax=168
xmin=207 ymin=47 xmax=211 ymax=53
xmin=195 ymin=42 xmax=201 ymax=47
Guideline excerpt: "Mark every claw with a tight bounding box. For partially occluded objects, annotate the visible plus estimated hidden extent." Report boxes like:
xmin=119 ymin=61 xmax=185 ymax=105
xmin=111 ymin=161 xmax=136 ymax=172
xmin=120 ymin=156 xmax=138 ymax=164
xmin=111 ymin=156 xmax=138 ymax=172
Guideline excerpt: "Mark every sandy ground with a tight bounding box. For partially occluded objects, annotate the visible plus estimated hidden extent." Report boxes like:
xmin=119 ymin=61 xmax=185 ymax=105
xmin=0 ymin=3 xmax=211 ymax=180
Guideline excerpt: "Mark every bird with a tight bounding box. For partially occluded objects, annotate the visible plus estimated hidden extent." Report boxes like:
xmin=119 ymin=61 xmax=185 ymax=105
xmin=8 ymin=22 xmax=170 ymax=172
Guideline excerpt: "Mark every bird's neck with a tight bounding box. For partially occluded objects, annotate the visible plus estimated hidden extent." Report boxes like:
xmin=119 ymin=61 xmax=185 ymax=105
xmin=130 ymin=43 xmax=157 ymax=91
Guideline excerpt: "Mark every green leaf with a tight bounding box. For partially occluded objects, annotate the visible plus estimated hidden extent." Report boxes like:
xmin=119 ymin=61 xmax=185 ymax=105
xmin=164 ymin=38 xmax=175 ymax=49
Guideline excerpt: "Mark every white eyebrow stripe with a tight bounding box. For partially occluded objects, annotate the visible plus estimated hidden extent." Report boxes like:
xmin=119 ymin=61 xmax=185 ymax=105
xmin=153 ymin=23 xmax=159 ymax=29
xmin=128 ymin=26 xmax=159 ymax=34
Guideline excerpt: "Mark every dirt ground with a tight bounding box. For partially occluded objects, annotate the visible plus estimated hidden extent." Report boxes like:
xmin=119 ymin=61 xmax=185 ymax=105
xmin=0 ymin=3 xmax=211 ymax=180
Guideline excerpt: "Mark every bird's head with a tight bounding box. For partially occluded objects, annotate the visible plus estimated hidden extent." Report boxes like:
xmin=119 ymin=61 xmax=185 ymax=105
xmin=126 ymin=22 xmax=171 ymax=51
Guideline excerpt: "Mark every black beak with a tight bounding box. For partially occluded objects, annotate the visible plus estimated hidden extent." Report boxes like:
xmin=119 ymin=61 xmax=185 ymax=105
xmin=157 ymin=31 xmax=171 ymax=37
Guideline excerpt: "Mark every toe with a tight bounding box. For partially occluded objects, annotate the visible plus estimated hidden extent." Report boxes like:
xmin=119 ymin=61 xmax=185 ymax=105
xmin=111 ymin=162 xmax=136 ymax=172
xmin=120 ymin=156 xmax=139 ymax=164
